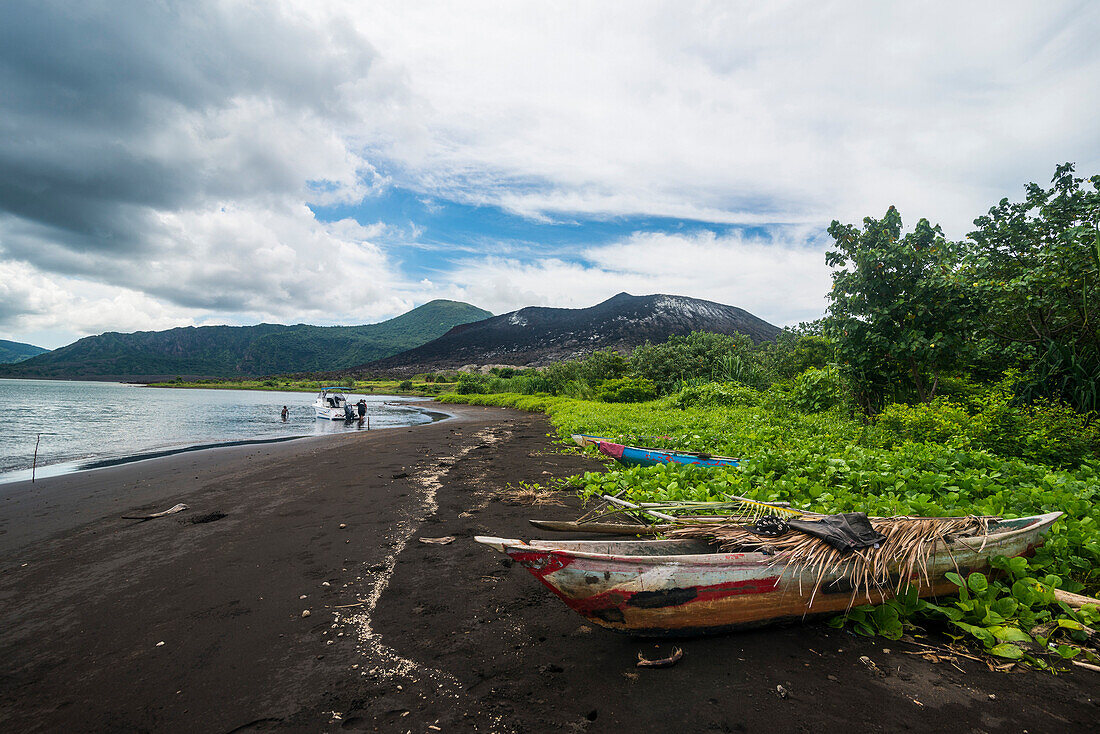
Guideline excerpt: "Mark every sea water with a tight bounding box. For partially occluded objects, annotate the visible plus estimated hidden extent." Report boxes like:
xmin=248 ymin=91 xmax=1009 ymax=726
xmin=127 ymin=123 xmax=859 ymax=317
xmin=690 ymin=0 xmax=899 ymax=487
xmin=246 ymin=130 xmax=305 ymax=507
xmin=0 ymin=379 xmax=437 ymax=483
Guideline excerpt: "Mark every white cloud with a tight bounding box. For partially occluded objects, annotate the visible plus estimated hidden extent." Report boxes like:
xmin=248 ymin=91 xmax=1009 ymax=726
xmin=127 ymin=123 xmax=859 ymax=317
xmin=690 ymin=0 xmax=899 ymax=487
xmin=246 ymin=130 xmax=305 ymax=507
xmin=347 ymin=1 xmax=1100 ymax=233
xmin=0 ymin=261 xmax=201 ymax=341
xmin=1 ymin=1 xmax=1098 ymax=347
xmin=433 ymin=228 xmax=832 ymax=326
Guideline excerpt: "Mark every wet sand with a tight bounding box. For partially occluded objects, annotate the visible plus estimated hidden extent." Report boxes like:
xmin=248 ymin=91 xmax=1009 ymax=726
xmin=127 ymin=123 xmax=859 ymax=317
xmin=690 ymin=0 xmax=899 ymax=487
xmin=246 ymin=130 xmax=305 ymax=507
xmin=0 ymin=404 xmax=1096 ymax=732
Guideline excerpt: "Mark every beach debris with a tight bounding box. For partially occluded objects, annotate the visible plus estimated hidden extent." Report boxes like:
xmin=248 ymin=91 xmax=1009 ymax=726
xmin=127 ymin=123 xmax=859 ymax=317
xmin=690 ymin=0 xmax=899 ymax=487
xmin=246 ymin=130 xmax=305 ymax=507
xmin=776 ymin=684 xmax=789 ymax=699
xmin=419 ymin=536 xmax=456 ymax=545
xmin=1054 ymin=589 xmax=1100 ymax=609
xmin=392 ymin=471 xmax=409 ymax=479
xmin=636 ymin=647 xmax=683 ymax=668
xmin=156 ymin=641 xmax=165 ymax=647
xmin=121 ymin=503 xmax=189 ymax=521
xmin=859 ymin=655 xmax=886 ymax=677
xmin=300 ymin=595 xmax=307 ymax=599
xmin=301 ymin=609 xmax=311 ymax=618
xmin=339 ymin=523 xmax=347 ymax=529
xmin=322 ymin=581 xmax=331 ymax=587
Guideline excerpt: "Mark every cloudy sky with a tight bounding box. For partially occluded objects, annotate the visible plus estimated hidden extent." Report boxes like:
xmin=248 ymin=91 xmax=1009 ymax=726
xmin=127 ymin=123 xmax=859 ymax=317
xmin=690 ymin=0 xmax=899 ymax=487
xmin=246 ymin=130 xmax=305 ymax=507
xmin=2 ymin=1 xmax=1098 ymax=349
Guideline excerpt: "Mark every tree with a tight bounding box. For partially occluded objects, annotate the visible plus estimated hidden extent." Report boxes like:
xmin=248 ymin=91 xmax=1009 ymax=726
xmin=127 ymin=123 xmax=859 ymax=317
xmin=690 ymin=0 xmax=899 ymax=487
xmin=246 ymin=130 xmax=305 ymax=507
xmin=825 ymin=207 xmax=977 ymax=411
xmin=629 ymin=332 xmax=755 ymax=392
xmin=965 ymin=163 xmax=1100 ymax=412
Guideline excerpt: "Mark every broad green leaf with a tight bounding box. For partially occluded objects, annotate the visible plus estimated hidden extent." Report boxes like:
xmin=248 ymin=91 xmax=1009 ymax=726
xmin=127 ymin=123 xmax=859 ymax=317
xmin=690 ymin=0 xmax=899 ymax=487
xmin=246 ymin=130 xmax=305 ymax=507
xmin=992 ymin=626 xmax=1032 ymax=644
xmin=967 ymin=572 xmax=989 ymax=593
xmin=989 ymin=643 xmax=1025 ymax=659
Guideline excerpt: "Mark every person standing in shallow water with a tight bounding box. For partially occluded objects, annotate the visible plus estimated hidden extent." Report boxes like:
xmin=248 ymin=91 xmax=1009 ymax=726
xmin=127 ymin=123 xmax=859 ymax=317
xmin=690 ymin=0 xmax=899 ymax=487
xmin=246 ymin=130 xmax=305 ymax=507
xmin=357 ymin=399 xmax=366 ymax=418
xmin=281 ymin=406 xmax=289 ymax=421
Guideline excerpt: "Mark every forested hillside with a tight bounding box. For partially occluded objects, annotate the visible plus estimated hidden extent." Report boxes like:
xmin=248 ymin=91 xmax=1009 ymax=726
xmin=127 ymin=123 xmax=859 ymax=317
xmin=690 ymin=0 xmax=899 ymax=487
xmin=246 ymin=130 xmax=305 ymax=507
xmin=0 ymin=300 xmax=490 ymax=380
xmin=0 ymin=339 xmax=47 ymax=364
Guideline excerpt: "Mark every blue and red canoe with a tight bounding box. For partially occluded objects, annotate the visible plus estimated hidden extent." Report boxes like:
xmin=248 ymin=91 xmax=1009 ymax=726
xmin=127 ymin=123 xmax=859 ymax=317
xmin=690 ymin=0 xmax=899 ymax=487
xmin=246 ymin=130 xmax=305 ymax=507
xmin=572 ymin=434 xmax=740 ymax=468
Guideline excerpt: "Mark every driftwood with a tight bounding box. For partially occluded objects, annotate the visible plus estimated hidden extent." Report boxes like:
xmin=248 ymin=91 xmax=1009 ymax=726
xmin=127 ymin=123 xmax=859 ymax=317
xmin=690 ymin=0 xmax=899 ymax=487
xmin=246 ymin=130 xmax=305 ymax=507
xmin=602 ymin=494 xmax=676 ymax=522
xmin=529 ymin=520 xmax=670 ymax=535
xmin=636 ymin=647 xmax=683 ymax=668
xmin=1054 ymin=589 xmax=1100 ymax=609
xmin=121 ymin=503 xmax=189 ymax=520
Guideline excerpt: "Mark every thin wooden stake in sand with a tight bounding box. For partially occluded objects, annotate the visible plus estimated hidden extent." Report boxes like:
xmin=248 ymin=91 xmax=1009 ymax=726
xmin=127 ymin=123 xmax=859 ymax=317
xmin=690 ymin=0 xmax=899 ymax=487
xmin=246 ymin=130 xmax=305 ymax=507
xmin=32 ymin=433 xmax=41 ymax=483
xmin=122 ymin=503 xmax=189 ymax=521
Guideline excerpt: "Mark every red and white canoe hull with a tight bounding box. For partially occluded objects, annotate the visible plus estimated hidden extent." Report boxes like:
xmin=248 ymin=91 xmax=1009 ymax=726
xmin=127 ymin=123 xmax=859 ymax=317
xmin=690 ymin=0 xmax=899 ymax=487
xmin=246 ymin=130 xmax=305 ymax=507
xmin=476 ymin=512 xmax=1061 ymax=636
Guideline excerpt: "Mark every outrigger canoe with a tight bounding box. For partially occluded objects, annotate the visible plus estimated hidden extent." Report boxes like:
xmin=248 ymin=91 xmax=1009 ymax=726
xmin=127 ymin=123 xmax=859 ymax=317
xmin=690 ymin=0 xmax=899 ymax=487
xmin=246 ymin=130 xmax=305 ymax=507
xmin=476 ymin=511 xmax=1062 ymax=637
xmin=572 ymin=434 xmax=740 ymax=468
xmin=587 ymin=440 xmax=742 ymax=469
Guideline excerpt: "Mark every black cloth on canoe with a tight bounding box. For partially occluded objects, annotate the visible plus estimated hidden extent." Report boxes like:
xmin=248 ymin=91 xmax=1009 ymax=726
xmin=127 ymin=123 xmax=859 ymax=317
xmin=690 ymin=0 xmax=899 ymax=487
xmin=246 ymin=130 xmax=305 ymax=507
xmin=788 ymin=512 xmax=885 ymax=553
xmin=750 ymin=512 xmax=886 ymax=554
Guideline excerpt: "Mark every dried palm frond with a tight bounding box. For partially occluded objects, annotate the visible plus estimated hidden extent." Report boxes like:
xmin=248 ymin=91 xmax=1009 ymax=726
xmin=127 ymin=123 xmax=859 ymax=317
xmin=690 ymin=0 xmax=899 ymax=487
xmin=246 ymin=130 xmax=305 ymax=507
xmin=670 ymin=515 xmax=995 ymax=607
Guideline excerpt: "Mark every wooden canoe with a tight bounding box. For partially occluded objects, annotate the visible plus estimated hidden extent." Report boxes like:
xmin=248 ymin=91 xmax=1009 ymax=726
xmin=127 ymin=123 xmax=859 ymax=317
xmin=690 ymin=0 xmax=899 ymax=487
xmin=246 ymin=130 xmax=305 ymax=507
xmin=477 ymin=511 xmax=1062 ymax=637
xmin=594 ymin=440 xmax=741 ymax=468
xmin=572 ymin=433 xmax=611 ymax=447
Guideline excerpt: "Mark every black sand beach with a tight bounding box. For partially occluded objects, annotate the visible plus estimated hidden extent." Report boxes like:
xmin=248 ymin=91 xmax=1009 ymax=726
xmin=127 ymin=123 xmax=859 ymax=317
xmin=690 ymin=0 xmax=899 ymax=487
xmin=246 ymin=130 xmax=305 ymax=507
xmin=0 ymin=404 xmax=1096 ymax=732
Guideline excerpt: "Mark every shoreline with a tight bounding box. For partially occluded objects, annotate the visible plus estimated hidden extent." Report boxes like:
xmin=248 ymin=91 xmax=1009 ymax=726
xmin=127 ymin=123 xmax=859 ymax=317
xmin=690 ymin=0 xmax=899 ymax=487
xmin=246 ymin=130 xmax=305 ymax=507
xmin=1 ymin=406 xmax=1096 ymax=732
xmin=0 ymin=401 xmax=465 ymax=556
xmin=0 ymin=391 xmax=446 ymax=488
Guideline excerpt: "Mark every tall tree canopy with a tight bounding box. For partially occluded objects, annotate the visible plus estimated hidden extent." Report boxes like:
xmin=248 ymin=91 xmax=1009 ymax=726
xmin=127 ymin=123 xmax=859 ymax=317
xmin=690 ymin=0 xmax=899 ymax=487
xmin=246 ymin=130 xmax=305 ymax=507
xmin=965 ymin=163 xmax=1100 ymax=411
xmin=825 ymin=208 xmax=976 ymax=411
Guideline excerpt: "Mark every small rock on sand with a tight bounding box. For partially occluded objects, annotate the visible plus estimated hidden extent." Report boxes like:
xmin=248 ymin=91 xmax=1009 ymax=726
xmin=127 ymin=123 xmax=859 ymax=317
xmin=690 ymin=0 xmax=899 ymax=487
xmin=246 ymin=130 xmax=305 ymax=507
xmin=301 ymin=610 xmax=311 ymax=618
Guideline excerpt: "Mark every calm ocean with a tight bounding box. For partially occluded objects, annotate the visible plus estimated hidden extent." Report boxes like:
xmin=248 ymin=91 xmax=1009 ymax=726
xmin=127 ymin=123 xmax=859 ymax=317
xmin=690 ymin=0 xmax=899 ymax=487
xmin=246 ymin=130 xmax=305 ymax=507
xmin=0 ymin=379 xmax=435 ymax=483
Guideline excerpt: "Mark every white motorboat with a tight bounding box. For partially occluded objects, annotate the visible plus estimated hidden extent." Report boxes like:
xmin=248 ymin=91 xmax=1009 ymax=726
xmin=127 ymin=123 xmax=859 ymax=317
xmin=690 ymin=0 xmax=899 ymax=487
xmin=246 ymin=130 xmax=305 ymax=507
xmin=314 ymin=387 xmax=357 ymax=420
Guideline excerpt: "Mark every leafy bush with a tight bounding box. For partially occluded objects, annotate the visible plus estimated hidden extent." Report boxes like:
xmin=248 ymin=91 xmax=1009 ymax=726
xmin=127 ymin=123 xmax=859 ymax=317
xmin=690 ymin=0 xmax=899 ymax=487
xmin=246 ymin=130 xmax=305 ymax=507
xmin=759 ymin=332 xmax=837 ymax=379
xmin=830 ymin=561 xmax=1100 ymax=667
xmin=561 ymin=379 xmax=595 ymax=400
xmin=398 ymin=379 xmax=413 ymax=390
xmin=630 ymin=332 xmax=756 ymax=393
xmin=542 ymin=361 xmax=586 ymax=395
xmin=790 ymin=366 xmax=847 ymax=413
xmin=596 ymin=377 xmax=657 ymax=403
xmin=581 ymin=350 xmax=629 ymax=382
xmin=453 ymin=373 xmax=489 ymax=394
xmin=672 ymin=381 xmax=760 ymax=409
xmin=876 ymin=389 xmax=1099 ymax=467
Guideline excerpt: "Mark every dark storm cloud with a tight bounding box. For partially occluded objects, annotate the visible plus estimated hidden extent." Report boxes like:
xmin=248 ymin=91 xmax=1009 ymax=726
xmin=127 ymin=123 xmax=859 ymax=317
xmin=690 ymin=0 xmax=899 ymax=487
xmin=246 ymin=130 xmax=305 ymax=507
xmin=0 ymin=0 xmax=379 ymax=262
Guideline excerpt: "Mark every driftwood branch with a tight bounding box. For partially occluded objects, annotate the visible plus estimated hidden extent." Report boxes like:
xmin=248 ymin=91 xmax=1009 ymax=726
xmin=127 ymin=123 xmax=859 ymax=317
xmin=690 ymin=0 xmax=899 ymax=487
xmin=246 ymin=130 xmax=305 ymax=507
xmin=1054 ymin=589 xmax=1100 ymax=609
xmin=636 ymin=647 xmax=683 ymax=668
xmin=602 ymin=495 xmax=677 ymax=522
xmin=121 ymin=503 xmax=189 ymax=521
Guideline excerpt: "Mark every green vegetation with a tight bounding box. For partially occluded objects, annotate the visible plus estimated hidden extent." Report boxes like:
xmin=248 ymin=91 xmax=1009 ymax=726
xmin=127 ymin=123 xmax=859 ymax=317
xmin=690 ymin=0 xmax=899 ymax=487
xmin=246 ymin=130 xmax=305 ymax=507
xmin=0 ymin=300 xmax=490 ymax=379
xmin=440 ymin=388 xmax=1099 ymax=666
xmin=435 ymin=164 xmax=1100 ymax=667
xmin=0 ymin=339 xmax=48 ymax=364
xmin=149 ymin=374 xmax=463 ymax=396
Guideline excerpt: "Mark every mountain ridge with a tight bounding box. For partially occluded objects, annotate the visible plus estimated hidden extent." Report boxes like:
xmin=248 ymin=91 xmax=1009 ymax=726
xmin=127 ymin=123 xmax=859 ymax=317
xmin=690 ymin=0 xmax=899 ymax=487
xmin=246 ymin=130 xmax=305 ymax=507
xmin=355 ymin=292 xmax=780 ymax=375
xmin=0 ymin=300 xmax=491 ymax=380
xmin=0 ymin=339 xmax=48 ymax=365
